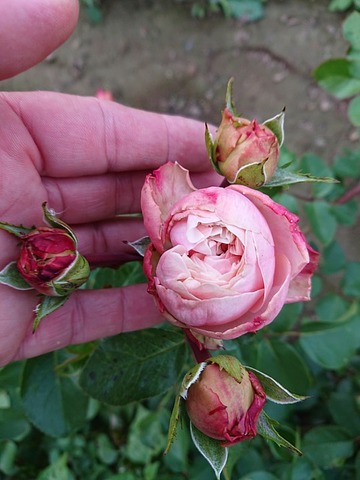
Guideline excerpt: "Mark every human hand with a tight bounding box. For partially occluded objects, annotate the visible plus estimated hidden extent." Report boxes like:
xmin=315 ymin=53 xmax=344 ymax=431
xmin=0 ymin=0 xmax=219 ymax=365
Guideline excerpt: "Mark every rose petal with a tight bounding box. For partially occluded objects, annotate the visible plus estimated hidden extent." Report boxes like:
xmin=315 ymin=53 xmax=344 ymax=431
xmin=141 ymin=162 xmax=196 ymax=252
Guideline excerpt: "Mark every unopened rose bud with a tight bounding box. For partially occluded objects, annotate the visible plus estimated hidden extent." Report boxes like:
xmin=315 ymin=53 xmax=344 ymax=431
xmin=17 ymin=227 xmax=90 ymax=296
xmin=214 ymin=110 xmax=280 ymax=186
xmin=184 ymin=357 xmax=266 ymax=446
xmin=206 ymin=79 xmax=284 ymax=188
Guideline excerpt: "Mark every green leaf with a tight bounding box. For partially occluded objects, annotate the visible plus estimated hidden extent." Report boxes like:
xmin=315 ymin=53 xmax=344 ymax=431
xmin=298 ymin=153 xmax=336 ymax=198
xmin=32 ymin=296 xmax=69 ymax=333
xmin=37 ymin=453 xmax=71 ymax=480
xmin=269 ymin=303 xmax=303 ymax=332
xmin=0 ymin=441 xmax=17 ymax=477
xmin=124 ymin=405 xmax=165 ymax=465
xmin=329 ymin=0 xmax=353 ymax=11
xmin=299 ymin=304 xmax=360 ymax=369
xmin=0 ymin=222 xmax=33 ymax=238
xmin=86 ymin=4 xmax=103 ymax=24
xmin=263 ymin=109 xmax=285 ymax=147
xmin=314 ymin=58 xmax=360 ymax=99
xmin=238 ymin=471 xmax=279 ymax=480
xmin=0 ymin=408 xmax=30 ymax=441
xmin=265 ymin=168 xmax=336 ymax=188
xmin=343 ymin=11 xmax=360 ymax=50
xmin=87 ymin=262 xmax=146 ymax=289
xmin=20 ymin=352 xmax=89 ymax=437
xmin=0 ymin=262 xmax=33 ymax=290
xmin=255 ymin=339 xmax=312 ymax=394
xmin=341 ymin=261 xmax=360 ymax=296
xmin=332 ymin=200 xmax=359 ymax=226
xmin=329 ymin=391 xmax=360 ymax=436
xmin=304 ymin=201 xmax=337 ymax=246
xmin=190 ymin=422 xmax=228 ymax=480
xmin=257 ymin=411 xmax=302 ymax=455
xmin=315 ymin=294 xmax=349 ymax=322
xmin=334 ymin=147 xmax=360 ymax=178
xmin=321 ymin=241 xmax=347 ymax=274
xmin=302 ymin=425 xmax=354 ymax=468
xmin=245 ymin=367 xmax=307 ymax=404
xmin=79 ymin=328 xmax=186 ymax=405
xmin=348 ymin=95 xmax=360 ymax=126
xmin=227 ymin=0 xmax=264 ymax=21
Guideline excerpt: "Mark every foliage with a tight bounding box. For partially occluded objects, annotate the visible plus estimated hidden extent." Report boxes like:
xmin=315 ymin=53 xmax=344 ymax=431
xmin=80 ymin=0 xmax=103 ymax=24
xmin=314 ymin=8 xmax=360 ymax=126
xmin=0 ymin=143 xmax=359 ymax=478
xmin=79 ymin=0 xmax=266 ymax=23
xmin=186 ymin=0 xmax=266 ymax=21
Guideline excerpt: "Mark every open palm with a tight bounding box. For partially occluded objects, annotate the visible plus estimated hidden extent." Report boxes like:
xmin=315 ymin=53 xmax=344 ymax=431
xmin=0 ymin=0 xmax=219 ymax=365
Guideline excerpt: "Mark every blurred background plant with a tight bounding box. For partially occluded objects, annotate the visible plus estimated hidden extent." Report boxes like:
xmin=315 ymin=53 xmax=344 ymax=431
xmin=1 ymin=0 xmax=360 ymax=479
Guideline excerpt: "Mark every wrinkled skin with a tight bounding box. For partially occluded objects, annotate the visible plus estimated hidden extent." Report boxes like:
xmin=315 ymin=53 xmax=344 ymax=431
xmin=142 ymin=162 xmax=319 ymax=340
xmin=0 ymin=0 xmax=220 ymax=366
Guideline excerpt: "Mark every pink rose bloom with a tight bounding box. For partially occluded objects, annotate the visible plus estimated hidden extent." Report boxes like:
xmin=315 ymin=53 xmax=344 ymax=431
xmin=141 ymin=162 xmax=318 ymax=340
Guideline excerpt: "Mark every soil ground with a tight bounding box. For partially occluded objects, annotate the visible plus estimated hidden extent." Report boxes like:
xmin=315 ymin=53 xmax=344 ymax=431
xmin=1 ymin=0 xmax=359 ymax=258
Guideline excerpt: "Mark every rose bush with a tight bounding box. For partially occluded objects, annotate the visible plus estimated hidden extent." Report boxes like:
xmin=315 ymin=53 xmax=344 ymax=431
xmin=184 ymin=358 xmax=266 ymax=446
xmin=141 ymin=162 xmax=318 ymax=340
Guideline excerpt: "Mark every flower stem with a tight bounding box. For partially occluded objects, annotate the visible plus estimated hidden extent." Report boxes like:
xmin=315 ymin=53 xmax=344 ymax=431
xmin=184 ymin=330 xmax=212 ymax=363
xmin=335 ymin=182 xmax=360 ymax=204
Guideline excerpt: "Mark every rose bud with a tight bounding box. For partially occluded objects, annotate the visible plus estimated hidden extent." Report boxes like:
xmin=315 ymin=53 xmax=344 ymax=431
xmin=183 ymin=357 xmax=266 ymax=446
xmin=206 ymin=78 xmax=284 ymax=187
xmin=213 ymin=110 xmax=280 ymax=186
xmin=17 ymin=227 xmax=90 ymax=296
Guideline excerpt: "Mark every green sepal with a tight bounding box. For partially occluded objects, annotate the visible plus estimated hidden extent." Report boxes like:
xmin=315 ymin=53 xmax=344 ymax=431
xmin=225 ymin=77 xmax=237 ymax=116
xmin=263 ymin=109 xmax=285 ymax=147
xmin=207 ymin=355 xmax=245 ymax=384
xmin=265 ymin=167 xmax=338 ymax=188
xmin=126 ymin=236 xmax=151 ymax=257
xmin=32 ymin=295 xmax=69 ymax=333
xmin=246 ymin=366 xmax=307 ymax=404
xmin=233 ymin=162 xmax=266 ymax=187
xmin=0 ymin=261 xmax=34 ymax=290
xmin=257 ymin=410 xmax=302 ymax=456
xmin=205 ymin=123 xmax=221 ymax=174
xmin=0 ymin=222 xmax=34 ymax=238
xmin=42 ymin=202 xmax=77 ymax=245
xmin=190 ymin=422 xmax=228 ymax=480
xmin=52 ymin=253 xmax=90 ymax=296
xmin=164 ymin=391 xmax=183 ymax=455
xmin=180 ymin=362 xmax=207 ymax=399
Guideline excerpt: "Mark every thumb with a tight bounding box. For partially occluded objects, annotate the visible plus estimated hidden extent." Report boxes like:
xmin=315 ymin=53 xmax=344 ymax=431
xmin=0 ymin=0 xmax=79 ymax=80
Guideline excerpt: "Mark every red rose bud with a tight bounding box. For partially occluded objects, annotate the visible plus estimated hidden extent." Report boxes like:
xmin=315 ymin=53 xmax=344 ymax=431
xmin=17 ymin=227 xmax=89 ymax=296
xmin=184 ymin=359 xmax=266 ymax=447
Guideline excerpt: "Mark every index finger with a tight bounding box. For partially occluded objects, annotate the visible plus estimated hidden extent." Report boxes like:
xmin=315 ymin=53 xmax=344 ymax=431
xmin=2 ymin=91 xmax=216 ymax=177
